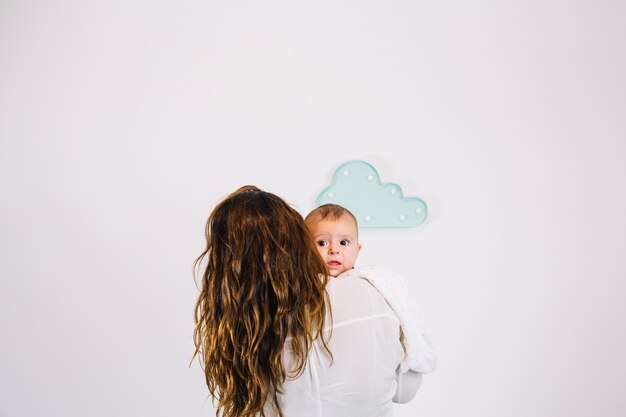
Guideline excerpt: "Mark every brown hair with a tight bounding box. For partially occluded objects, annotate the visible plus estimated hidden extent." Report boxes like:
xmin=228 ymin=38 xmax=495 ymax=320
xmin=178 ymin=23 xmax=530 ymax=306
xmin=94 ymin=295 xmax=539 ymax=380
xmin=304 ymin=204 xmax=359 ymax=229
xmin=192 ymin=185 xmax=331 ymax=417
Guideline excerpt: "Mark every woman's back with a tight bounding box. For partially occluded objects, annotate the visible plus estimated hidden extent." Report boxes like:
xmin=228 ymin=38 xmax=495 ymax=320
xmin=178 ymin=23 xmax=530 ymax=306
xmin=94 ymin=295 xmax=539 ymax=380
xmin=194 ymin=186 xmax=332 ymax=417
xmin=272 ymin=275 xmax=405 ymax=417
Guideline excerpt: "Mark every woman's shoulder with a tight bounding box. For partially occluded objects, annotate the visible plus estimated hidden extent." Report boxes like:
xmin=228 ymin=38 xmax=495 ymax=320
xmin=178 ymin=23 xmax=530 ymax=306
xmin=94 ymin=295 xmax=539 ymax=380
xmin=326 ymin=273 xmax=399 ymax=322
xmin=326 ymin=272 xmax=381 ymax=298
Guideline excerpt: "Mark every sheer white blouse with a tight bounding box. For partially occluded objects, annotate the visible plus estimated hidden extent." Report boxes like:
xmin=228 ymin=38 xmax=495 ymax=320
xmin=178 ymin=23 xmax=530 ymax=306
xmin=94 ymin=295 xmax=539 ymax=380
xmin=268 ymin=275 xmax=423 ymax=417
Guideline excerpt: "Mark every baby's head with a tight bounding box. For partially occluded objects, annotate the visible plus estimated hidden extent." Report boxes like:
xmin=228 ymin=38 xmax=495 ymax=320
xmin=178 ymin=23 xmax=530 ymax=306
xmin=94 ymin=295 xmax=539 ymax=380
xmin=305 ymin=204 xmax=362 ymax=277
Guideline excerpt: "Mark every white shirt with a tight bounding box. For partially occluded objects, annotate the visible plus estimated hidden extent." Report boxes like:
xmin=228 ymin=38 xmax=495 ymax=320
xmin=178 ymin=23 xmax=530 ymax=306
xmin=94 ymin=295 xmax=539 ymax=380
xmin=340 ymin=266 xmax=437 ymax=374
xmin=267 ymin=275 xmax=423 ymax=417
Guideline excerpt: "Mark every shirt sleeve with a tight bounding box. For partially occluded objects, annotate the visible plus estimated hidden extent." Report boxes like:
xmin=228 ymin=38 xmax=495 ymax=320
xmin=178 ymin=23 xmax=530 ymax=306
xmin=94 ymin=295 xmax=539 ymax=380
xmin=393 ymin=370 xmax=423 ymax=403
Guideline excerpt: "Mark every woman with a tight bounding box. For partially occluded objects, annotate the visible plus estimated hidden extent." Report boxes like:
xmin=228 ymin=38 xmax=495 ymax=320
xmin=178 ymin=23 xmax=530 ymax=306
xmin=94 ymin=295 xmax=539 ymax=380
xmin=193 ymin=186 xmax=422 ymax=417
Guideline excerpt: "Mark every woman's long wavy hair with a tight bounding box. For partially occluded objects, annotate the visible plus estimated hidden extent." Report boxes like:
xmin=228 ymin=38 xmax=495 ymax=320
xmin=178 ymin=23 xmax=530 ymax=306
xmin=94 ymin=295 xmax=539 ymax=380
xmin=192 ymin=185 xmax=331 ymax=417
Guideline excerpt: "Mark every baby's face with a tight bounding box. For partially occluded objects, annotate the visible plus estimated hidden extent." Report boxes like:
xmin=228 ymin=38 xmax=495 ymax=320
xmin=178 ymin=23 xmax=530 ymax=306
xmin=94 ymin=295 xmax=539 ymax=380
xmin=308 ymin=214 xmax=361 ymax=277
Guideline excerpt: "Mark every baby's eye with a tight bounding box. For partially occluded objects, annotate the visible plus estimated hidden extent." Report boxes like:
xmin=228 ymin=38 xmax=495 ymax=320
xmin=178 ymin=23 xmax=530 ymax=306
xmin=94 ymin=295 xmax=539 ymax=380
xmin=317 ymin=240 xmax=328 ymax=247
xmin=340 ymin=239 xmax=350 ymax=246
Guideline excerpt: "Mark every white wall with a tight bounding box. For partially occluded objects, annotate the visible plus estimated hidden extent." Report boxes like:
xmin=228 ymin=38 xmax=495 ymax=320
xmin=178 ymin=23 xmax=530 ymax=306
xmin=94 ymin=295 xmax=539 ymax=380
xmin=1 ymin=1 xmax=625 ymax=416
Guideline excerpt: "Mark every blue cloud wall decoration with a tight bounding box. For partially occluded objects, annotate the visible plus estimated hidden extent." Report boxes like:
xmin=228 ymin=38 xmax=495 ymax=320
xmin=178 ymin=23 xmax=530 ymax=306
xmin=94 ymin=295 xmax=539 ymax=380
xmin=316 ymin=160 xmax=428 ymax=228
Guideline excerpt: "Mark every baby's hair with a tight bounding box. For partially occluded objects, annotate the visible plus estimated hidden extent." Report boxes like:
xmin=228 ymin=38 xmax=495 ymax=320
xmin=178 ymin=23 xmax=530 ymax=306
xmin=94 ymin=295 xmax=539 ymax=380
xmin=305 ymin=204 xmax=359 ymax=228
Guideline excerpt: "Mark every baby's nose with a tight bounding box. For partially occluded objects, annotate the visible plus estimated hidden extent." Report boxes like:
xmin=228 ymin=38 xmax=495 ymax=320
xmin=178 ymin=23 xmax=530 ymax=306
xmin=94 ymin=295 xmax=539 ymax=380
xmin=328 ymin=245 xmax=340 ymax=254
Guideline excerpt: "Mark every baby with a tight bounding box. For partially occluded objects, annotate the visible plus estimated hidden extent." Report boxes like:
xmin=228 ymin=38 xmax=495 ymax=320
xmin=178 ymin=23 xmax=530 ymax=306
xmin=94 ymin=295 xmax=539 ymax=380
xmin=304 ymin=203 xmax=361 ymax=277
xmin=305 ymin=204 xmax=437 ymax=374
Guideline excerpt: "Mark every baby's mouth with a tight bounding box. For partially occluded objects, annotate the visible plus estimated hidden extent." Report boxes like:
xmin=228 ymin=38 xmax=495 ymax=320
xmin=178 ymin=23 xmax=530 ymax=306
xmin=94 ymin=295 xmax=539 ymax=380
xmin=327 ymin=261 xmax=341 ymax=267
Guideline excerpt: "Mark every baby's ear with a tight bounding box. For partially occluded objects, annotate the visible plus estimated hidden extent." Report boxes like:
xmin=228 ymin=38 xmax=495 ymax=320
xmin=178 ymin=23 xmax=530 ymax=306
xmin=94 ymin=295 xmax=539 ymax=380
xmin=358 ymin=243 xmax=362 ymax=252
